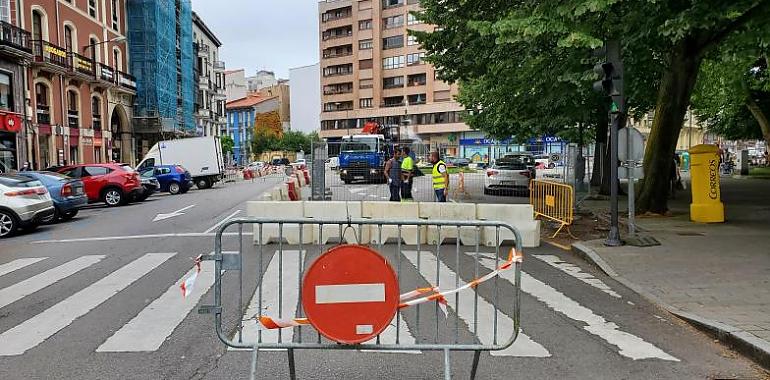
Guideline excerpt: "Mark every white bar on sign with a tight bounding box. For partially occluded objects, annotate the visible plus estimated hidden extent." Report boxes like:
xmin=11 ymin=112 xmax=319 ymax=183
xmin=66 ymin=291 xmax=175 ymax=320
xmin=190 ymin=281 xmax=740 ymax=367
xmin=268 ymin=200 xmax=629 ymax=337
xmin=356 ymin=325 xmax=374 ymax=335
xmin=315 ymin=283 xmax=385 ymax=304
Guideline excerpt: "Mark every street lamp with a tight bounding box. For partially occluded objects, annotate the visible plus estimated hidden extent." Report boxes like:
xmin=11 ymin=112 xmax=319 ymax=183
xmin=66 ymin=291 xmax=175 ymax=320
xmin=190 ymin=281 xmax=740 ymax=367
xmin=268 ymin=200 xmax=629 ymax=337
xmin=83 ymin=36 xmax=126 ymax=71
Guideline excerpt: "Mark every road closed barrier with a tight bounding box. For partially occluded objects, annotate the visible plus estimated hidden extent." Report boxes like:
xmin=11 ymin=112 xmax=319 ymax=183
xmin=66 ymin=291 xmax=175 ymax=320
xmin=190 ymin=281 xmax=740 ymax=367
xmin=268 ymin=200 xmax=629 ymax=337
xmin=528 ymin=179 xmax=573 ymax=239
xmin=198 ymin=217 xmax=524 ymax=380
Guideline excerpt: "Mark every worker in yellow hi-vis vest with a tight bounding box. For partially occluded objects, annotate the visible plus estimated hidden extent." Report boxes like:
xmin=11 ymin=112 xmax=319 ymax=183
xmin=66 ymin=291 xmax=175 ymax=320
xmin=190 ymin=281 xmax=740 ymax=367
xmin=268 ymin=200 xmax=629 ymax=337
xmin=431 ymin=151 xmax=449 ymax=202
xmin=400 ymin=146 xmax=415 ymax=201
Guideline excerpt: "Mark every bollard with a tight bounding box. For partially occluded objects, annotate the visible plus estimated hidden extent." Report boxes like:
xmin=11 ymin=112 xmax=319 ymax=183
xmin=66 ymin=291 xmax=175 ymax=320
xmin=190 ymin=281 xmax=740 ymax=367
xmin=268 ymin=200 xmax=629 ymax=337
xmin=689 ymin=144 xmax=725 ymax=223
xmin=286 ymin=181 xmax=299 ymax=201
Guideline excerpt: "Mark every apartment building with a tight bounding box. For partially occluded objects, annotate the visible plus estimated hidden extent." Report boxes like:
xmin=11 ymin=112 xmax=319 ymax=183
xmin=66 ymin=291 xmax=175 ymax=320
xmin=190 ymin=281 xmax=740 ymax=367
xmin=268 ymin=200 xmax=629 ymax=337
xmin=21 ymin=0 xmax=136 ymax=168
xmin=318 ymin=0 xmax=470 ymax=146
xmin=0 ymin=1 xmax=31 ymax=172
xmin=192 ymin=11 xmax=226 ymax=137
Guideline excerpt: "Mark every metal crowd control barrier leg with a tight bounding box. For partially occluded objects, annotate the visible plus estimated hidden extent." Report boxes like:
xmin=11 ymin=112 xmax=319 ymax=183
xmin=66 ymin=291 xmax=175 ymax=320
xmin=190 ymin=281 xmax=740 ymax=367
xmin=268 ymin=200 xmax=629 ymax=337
xmin=198 ymin=218 xmax=524 ymax=380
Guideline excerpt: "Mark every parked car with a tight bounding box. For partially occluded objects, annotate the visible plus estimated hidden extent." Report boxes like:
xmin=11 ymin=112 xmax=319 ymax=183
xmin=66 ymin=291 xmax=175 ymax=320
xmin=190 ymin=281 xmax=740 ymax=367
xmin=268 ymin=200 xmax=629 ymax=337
xmin=55 ymin=164 xmax=142 ymax=207
xmin=446 ymin=156 xmax=471 ymax=167
xmin=16 ymin=171 xmax=87 ymax=222
xmin=484 ymin=154 xmax=536 ymax=196
xmin=136 ymin=170 xmax=160 ymax=202
xmin=141 ymin=165 xmax=192 ymax=195
xmin=0 ymin=174 xmax=55 ymax=238
xmin=247 ymin=161 xmax=265 ymax=172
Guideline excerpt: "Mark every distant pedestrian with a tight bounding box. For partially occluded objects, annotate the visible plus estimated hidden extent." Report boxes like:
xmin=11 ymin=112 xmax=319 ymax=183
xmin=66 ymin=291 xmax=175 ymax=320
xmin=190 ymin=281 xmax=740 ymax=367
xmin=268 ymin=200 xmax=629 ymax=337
xmin=430 ymin=151 xmax=448 ymax=202
xmin=764 ymin=150 xmax=769 ymax=167
xmin=670 ymin=153 xmax=681 ymax=199
xmin=400 ymin=146 xmax=415 ymax=201
xmin=20 ymin=162 xmax=31 ymax=171
xmin=384 ymin=148 xmax=402 ymax=202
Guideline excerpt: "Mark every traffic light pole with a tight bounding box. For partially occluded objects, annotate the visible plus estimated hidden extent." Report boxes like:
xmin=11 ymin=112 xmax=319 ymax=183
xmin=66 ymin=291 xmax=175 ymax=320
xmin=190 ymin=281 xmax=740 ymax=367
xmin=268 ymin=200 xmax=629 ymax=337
xmin=606 ymin=111 xmax=622 ymax=246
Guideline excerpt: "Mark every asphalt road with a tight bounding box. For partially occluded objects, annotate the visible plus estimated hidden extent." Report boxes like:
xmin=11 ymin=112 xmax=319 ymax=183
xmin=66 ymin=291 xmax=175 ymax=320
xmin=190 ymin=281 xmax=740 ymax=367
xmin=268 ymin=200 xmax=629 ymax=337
xmin=0 ymin=177 xmax=765 ymax=379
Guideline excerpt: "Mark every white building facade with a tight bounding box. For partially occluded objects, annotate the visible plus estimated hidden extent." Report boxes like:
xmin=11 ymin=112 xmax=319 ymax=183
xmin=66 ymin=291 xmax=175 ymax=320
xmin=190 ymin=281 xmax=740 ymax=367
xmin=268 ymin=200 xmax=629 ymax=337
xmin=192 ymin=11 xmax=226 ymax=137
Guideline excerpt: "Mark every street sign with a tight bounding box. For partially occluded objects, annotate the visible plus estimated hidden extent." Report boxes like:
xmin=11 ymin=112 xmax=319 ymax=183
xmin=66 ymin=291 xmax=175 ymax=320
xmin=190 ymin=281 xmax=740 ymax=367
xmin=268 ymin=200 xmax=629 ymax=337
xmin=618 ymin=127 xmax=644 ymax=162
xmin=302 ymin=245 xmax=399 ymax=344
xmin=549 ymin=153 xmax=561 ymax=163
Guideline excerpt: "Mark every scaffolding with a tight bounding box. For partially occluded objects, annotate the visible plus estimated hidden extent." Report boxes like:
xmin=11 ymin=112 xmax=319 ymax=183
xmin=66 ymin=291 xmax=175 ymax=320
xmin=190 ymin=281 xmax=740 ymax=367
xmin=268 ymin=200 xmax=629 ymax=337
xmin=127 ymin=0 xmax=195 ymax=136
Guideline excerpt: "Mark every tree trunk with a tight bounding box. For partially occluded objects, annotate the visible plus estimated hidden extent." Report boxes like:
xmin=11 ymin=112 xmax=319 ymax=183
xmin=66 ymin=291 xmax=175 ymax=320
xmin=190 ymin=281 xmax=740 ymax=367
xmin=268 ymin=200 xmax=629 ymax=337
xmin=637 ymin=41 xmax=703 ymax=214
xmin=745 ymin=94 xmax=770 ymax=147
xmin=591 ymin=107 xmax=608 ymax=187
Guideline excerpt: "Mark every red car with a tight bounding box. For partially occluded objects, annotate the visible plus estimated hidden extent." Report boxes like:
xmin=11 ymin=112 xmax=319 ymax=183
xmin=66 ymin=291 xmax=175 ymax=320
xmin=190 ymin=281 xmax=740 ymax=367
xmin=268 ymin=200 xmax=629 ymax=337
xmin=56 ymin=164 xmax=142 ymax=207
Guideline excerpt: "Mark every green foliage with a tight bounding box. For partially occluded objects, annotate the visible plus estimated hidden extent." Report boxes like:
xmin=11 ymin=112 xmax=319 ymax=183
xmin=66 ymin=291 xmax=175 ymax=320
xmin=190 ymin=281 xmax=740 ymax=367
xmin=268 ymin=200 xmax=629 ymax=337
xmin=219 ymin=135 xmax=234 ymax=155
xmin=250 ymin=130 xmax=314 ymax=156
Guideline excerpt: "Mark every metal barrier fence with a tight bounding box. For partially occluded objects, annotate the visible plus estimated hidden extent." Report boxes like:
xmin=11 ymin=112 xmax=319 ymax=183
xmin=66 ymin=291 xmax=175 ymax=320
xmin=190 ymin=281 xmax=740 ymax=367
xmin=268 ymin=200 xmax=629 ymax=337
xmin=529 ymin=180 xmax=575 ymax=238
xmin=199 ymin=217 xmax=524 ymax=380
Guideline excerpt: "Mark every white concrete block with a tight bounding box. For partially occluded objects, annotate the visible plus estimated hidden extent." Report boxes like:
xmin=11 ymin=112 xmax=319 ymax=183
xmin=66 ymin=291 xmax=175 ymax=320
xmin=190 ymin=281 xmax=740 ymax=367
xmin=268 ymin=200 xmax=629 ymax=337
xmin=476 ymin=204 xmax=540 ymax=248
xmin=361 ymin=202 xmax=425 ymax=245
xmin=419 ymin=202 xmax=479 ymax=246
xmin=246 ymin=201 xmax=312 ymax=245
xmin=303 ymin=201 xmax=369 ymax=244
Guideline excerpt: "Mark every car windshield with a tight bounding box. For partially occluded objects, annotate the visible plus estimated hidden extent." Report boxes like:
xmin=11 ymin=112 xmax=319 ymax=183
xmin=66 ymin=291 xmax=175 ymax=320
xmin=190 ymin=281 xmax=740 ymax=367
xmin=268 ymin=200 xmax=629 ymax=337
xmin=0 ymin=175 xmax=42 ymax=187
xmin=341 ymin=138 xmax=379 ymax=152
xmin=140 ymin=169 xmax=155 ymax=178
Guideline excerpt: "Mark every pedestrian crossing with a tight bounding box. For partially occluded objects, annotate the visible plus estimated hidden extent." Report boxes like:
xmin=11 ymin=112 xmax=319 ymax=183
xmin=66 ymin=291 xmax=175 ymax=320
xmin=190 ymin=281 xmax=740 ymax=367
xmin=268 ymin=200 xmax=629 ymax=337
xmin=0 ymin=249 xmax=677 ymax=362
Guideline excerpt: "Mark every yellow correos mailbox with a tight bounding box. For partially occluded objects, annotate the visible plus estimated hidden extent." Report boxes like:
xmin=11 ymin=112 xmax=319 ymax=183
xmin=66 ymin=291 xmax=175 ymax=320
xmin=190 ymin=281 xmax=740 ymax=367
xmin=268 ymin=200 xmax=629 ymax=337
xmin=689 ymin=144 xmax=724 ymax=223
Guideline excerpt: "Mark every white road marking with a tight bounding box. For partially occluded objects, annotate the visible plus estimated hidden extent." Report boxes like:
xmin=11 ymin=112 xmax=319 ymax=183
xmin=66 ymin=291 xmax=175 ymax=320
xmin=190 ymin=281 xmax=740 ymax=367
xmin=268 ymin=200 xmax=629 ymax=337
xmin=0 ymin=252 xmax=176 ymax=356
xmin=204 ymin=210 xmax=242 ymax=233
xmin=532 ymin=254 xmax=622 ymax=298
xmin=475 ymin=256 xmax=678 ymax=361
xmin=32 ymin=232 xmax=252 ymax=244
xmin=96 ymin=260 xmax=216 ymax=352
xmin=153 ymin=205 xmax=196 ymax=222
xmin=402 ymin=250 xmax=550 ymax=357
xmin=360 ymin=312 xmax=420 ymax=354
xmin=0 ymin=257 xmax=47 ymax=278
xmin=233 ymin=250 xmax=302 ymax=349
xmin=0 ymin=255 xmax=105 ymax=309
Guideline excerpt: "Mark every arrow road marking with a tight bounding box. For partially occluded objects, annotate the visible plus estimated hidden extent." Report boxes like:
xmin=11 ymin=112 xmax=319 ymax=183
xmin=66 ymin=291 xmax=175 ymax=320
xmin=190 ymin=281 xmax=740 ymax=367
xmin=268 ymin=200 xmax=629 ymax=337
xmin=153 ymin=205 xmax=196 ymax=222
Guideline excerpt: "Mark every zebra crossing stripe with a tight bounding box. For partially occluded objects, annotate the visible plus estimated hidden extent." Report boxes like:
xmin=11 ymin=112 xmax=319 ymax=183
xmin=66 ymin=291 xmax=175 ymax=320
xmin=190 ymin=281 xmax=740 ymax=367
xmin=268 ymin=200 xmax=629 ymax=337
xmin=0 ymin=257 xmax=47 ymax=278
xmin=0 ymin=252 xmax=176 ymax=356
xmin=402 ymin=250 xmax=551 ymax=357
xmin=475 ymin=256 xmax=679 ymax=361
xmin=360 ymin=312 xmax=420 ymax=353
xmin=533 ymin=255 xmax=622 ymax=298
xmin=234 ymin=250 xmax=302 ymax=349
xmin=0 ymin=255 xmax=105 ymax=309
xmin=96 ymin=261 xmax=216 ymax=352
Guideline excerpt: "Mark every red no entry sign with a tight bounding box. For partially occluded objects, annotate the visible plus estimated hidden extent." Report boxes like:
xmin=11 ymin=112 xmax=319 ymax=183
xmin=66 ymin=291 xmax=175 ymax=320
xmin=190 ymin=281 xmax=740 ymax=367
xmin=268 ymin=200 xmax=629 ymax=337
xmin=302 ymin=245 xmax=399 ymax=344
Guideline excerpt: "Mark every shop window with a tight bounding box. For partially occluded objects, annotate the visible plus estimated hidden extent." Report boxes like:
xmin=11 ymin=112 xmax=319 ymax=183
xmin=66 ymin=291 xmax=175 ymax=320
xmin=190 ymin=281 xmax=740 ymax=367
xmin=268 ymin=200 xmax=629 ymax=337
xmin=0 ymin=72 xmax=13 ymax=111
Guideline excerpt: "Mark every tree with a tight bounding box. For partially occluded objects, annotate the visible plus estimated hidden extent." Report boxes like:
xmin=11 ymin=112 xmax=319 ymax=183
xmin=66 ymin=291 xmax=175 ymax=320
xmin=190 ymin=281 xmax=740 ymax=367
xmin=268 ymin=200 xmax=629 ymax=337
xmin=280 ymin=130 xmax=312 ymax=153
xmin=220 ymin=135 xmax=234 ymax=155
xmin=250 ymin=128 xmax=281 ymax=156
xmin=414 ymin=0 xmax=770 ymax=213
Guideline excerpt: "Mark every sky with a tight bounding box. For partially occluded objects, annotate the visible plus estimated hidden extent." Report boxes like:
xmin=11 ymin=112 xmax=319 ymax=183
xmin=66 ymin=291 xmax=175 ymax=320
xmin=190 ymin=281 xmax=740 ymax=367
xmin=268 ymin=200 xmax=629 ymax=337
xmin=192 ymin=0 xmax=320 ymax=79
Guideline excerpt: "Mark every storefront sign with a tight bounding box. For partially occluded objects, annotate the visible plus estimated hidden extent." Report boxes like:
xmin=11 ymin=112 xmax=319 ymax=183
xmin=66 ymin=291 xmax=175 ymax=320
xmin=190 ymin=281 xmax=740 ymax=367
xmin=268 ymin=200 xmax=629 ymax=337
xmin=44 ymin=44 xmax=67 ymax=58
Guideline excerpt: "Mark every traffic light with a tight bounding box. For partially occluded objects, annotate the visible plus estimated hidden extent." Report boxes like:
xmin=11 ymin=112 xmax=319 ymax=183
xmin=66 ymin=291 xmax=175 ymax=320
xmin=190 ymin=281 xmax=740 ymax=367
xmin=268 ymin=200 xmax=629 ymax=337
xmin=593 ymin=62 xmax=615 ymax=94
xmin=592 ymin=40 xmax=624 ymax=113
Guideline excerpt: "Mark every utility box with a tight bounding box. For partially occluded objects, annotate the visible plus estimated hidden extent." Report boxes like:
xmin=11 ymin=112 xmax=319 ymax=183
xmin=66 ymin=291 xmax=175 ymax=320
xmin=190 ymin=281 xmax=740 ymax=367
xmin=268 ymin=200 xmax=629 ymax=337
xmin=738 ymin=149 xmax=750 ymax=176
xmin=689 ymin=144 xmax=724 ymax=223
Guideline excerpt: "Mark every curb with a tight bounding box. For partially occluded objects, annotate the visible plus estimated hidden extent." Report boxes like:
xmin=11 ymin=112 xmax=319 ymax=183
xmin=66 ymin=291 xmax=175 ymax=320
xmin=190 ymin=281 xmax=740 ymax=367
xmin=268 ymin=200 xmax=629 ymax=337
xmin=572 ymin=241 xmax=770 ymax=369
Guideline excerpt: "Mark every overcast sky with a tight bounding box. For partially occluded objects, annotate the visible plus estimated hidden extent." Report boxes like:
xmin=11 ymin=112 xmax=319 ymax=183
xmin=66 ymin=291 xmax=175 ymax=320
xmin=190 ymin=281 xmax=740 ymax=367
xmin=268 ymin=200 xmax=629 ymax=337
xmin=192 ymin=0 xmax=320 ymax=79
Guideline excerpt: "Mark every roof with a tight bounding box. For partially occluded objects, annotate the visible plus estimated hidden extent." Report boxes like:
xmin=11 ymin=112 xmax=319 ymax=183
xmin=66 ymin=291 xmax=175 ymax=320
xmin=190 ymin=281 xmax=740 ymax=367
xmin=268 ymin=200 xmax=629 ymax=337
xmin=224 ymin=69 xmax=245 ymax=75
xmin=191 ymin=11 xmax=223 ymax=47
xmin=226 ymin=94 xmax=277 ymax=109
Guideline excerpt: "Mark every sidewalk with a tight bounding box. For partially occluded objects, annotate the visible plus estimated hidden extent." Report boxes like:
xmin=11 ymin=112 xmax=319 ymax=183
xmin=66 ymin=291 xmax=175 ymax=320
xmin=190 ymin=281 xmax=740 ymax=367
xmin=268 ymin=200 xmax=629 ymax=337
xmin=574 ymin=175 xmax=770 ymax=368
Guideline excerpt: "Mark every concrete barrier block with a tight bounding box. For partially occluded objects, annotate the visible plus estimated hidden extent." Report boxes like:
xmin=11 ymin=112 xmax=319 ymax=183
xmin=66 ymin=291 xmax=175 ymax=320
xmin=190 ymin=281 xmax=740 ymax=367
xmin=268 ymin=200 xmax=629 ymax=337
xmin=246 ymin=201 xmax=312 ymax=245
xmin=362 ymin=202 xmax=425 ymax=245
xmin=303 ymin=201 xmax=369 ymax=244
xmin=419 ymin=202 xmax=479 ymax=245
xmin=476 ymin=204 xmax=540 ymax=247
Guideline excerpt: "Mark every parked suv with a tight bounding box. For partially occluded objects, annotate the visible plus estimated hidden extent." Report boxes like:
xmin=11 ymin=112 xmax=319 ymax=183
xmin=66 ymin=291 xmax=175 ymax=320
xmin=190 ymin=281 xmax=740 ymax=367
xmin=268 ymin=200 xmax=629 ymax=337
xmin=56 ymin=164 xmax=142 ymax=207
xmin=0 ymin=174 xmax=55 ymax=238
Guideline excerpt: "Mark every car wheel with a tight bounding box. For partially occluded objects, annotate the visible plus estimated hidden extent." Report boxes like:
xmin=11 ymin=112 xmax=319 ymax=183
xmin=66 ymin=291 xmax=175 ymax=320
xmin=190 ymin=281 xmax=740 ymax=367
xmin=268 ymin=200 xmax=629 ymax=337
xmin=60 ymin=210 xmax=78 ymax=221
xmin=168 ymin=181 xmax=181 ymax=195
xmin=196 ymin=178 xmax=210 ymax=190
xmin=103 ymin=188 xmax=124 ymax=207
xmin=0 ymin=210 xmax=18 ymax=238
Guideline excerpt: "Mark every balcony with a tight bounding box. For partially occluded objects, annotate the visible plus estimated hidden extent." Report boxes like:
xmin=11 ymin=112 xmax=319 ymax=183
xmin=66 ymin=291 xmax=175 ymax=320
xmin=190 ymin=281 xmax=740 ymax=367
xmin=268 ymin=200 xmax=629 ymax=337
xmin=0 ymin=21 xmax=32 ymax=59
xmin=322 ymin=27 xmax=353 ymax=41
xmin=92 ymin=117 xmax=102 ymax=131
xmin=32 ymin=40 xmax=69 ymax=73
xmin=322 ymin=7 xmax=352 ymax=22
xmin=68 ymin=51 xmax=95 ymax=79
xmin=96 ymin=63 xmax=115 ymax=85
xmin=116 ymin=71 xmax=137 ymax=93
xmin=67 ymin=111 xmax=79 ymax=129
xmin=213 ymin=86 xmax=226 ymax=100
xmin=213 ymin=60 xmax=225 ymax=73
xmin=36 ymin=105 xmax=51 ymax=125
xmin=198 ymin=75 xmax=209 ymax=88
xmin=196 ymin=43 xmax=210 ymax=57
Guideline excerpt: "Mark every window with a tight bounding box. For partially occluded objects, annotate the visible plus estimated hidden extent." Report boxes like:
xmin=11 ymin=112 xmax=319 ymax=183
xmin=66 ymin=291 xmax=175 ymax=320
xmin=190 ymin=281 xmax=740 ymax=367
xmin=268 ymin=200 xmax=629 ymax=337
xmin=359 ymin=39 xmax=373 ymax=50
xmin=359 ymin=98 xmax=373 ymax=108
xmin=64 ymin=25 xmax=74 ymax=52
xmin=67 ymin=90 xmax=79 ymax=128
xmin=32 ymin=11 xmax=43 ymax=40
xmin=322 ymin=64 xmax=353 ymax=77
xmin=382 ymin=0 xmax=404 ymax=8
xmin=408 ymin=93 xmax=426 ymax=105
xmin=113 ymin=48 xmax=122 ymax=71
xmin=383 ymin=76 xmax=404 ymax=89
xmin=359 ymin=19 xmax=372 ymax=30
xmin=407 ymin=34 xmax=418 ymax=46
xmin=88 ymin=0 xmax=97 ymax=18
xmin=382 ymin=55 xmax=405 ymax=70
xmin=383 ymin=35 xmax=404 ymax=49
xmin=382 ymin=96 xmax=404 ymax=107
xmin=359 ymin=59 xmax=373 ymax=70
xmin=90 ymin=37 xmax=100 ymax=62
xmin=407 ymin=52 xmax=425 ymax=66
xmin=111 ymin=0 xmax=119 ymax=30
xmin=383 ymin=15 xmax=404 ymax=29
xmin=359 ymin=79 xmax=373 ymax=89
xmin=407 ymin=13 xmax=420 ymax=25
xmin=323 ymin=101 xmax=353 ymax=112
xmin=92 ymin=96 xmax=102 ymax=130
xmin=0 ymin=0 xmax=10 ymax=23
xmin=0 ymin=72 xmax=12 ymax=111
xmin=83 ymin=166 xmax=109 ymax=177
xmin=407 ymin=73 xmax=426 ymax=86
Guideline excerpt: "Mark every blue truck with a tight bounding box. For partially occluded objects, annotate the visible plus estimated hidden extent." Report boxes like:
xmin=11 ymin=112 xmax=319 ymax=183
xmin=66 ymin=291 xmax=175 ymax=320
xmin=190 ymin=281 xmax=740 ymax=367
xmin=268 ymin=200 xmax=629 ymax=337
xmin=338 ymin=135 xmax=388 ymax=184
